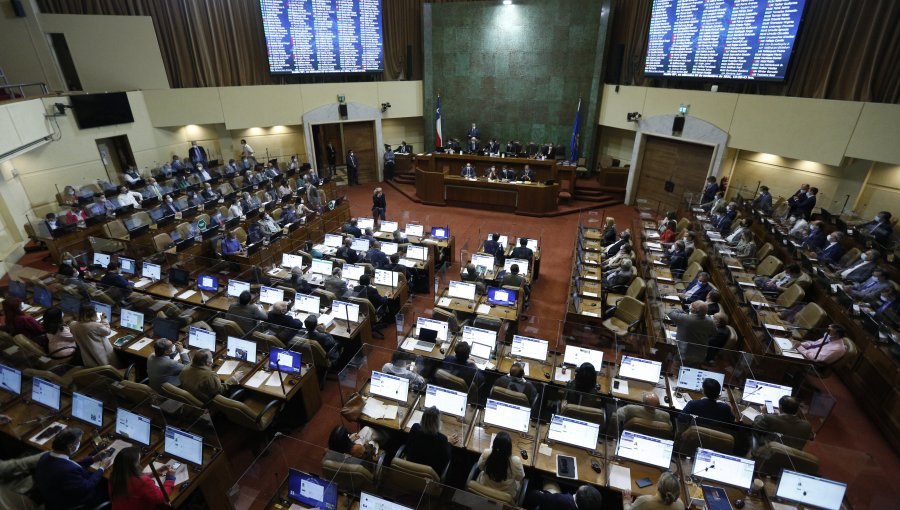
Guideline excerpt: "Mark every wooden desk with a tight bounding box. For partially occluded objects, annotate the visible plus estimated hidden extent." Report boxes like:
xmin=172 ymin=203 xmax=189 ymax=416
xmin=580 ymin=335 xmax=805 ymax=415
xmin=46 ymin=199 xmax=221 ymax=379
xmin=357 ymin=382 xmax=419 ymax=432
xmin=609 ymin=458 xmax=674 ymax=498
xmin=533 ymin=435 xmax=606 ymax=485
xmin=241 ymin=364 xmax=322 ymax=420
xmin=402 ymin=401 xmax=476 ymax=445
xmin=678 ymin=458 xmax=767 ymax=510
xmin=496 ymin=349 xmax=555 ymax=385
xmin=443 ymin=176 xmax=559 ymax=215
xmin=466 ymin=410 xmax=538 ymax=468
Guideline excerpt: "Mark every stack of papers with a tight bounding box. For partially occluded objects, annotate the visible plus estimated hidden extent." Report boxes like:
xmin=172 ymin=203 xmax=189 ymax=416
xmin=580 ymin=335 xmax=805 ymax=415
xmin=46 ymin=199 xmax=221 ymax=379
xmin=217 ymin=360 xmax=239 ymax=375
xmin=609 ymin=464 xmax=631 ymax=490
xmin=178 ymin=290 xmax=196 ymax=300
xmin=476 ymin=304 xmax=491 ymax=315
xmin=362 ymin=398 xmax=398 ymax=420
xmin=244 ymin=371 xmax=268 ymax=388
xmin=612 ymin=378 xmax=629 ymax=395
xmin=437 ymin=297 xmax=452 ymax=307
xmin=134 ymin=279 xmax=153 ymax=289
xmin=128 ymin=337 xmax=154 ymax=352
xmin=143 ymin=462 xmax=190 ymax=485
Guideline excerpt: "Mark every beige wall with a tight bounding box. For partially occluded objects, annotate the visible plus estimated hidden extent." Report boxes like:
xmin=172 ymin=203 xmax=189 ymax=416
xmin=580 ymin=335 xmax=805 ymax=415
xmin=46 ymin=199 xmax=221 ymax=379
xmin=381 ymin=118 xmax=424 ymax=153
xmin=596 ymin=126 xmax=635 ymax=166
xmin=228 ymin=126 xmax=307 ymax=163
xmin=857 ymin=163 xmax=900 ymax=220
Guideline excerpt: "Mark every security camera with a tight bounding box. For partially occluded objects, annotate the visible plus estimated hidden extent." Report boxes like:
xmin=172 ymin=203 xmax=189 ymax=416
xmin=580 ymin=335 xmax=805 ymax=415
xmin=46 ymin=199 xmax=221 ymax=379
xmin=627 ymin=112 xmax=642 ymax=122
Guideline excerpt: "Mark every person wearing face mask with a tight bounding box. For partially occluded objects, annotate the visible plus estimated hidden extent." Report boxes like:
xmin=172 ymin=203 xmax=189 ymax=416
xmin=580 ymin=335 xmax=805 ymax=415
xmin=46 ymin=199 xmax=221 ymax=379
xmin=714 ymin=202 xmax=737 ymax=233
xmin=751 ymin=185 xmax=773 ymax=215
xmin=259 ymin=212 xmax=280 ymax=235
xmin=201 ymin=182 xmax=219 ymax=201
xmin=180 ymin=349 xmax=245 ymax=403
xmin=700 ymin=176 xmax=719 ymax=205
xmin=794 ymin=323 xmax=848 ymax=365
xmin=116 ymin=186 xmax=143 ymax=209
xmin=146 ymin=178 xmax=163 ymax=200
xmin=755 ymin=263 xmax=802 ymax=292
xmin=147 ymin=338 xmax=190 ymax=391
xmin=171 ymin=154 xmax=185 ymax=173
xmin=162 ymin=194 xmax=179 ymax=215
xmin=702 ymin=191 xmax=725 ymax=214
xmin=863 ymin=288 xmax=900 ymax=318
xmin=194 ymin=163 xmax=212 ymax=181
xmin=858 ymin=211 xmax=893 ymax=247
xmin=726 ymin=218 xmax=752 ymax=244
xmin=188 ymin=141 xmax=207 ymax=166
xmin=844 ymin=267 xmax=890 ymax=301
xmin=667 ymin=240 xmax=689 ymax=278
xmin=816 ymin=231 xmax=844 ymax=265
xmin=35 ymin=427 xmax=112 ymax=510
xmin=840 ymin=249 xmax=879 ymax=283
xmin=247 ymin=223 xmax=265 ymax=245
xmin=786 ymin=183 xmax=810 ymax=217
xmin=787 ymin=215 xmax=809 ymax=238
xmin=791 ymin=186 xmax=818 ymax=219
xmin=800 ymin=220 xmax=827 ymax=250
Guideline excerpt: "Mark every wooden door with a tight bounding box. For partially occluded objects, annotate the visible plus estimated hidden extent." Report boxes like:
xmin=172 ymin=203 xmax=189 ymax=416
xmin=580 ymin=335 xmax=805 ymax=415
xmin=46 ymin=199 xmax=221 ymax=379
xmin=342 ymin=121 xmax=378 ymax=183
xmin=635 ymin=135 xmax=713 ymax=213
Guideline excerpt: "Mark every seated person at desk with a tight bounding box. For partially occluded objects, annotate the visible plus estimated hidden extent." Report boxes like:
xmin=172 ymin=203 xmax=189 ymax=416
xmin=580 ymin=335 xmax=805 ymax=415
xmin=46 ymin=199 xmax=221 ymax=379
xmin=787 ymin=215 xmax=809 ymax=238
xmin=258 ymin=212 xmax=280 ymax=235
xmin=483 ymin=233 xmax=504 ymax=256
xmin=290 ymin=267 xmax=314 ymax=294
xmin=109 ymin=446 xmax=175 ymax=510
xmin=518 ymin=165 xmax=536 ymax=182
xmin=0 ymin=449 xmax=43 ymax=510
xmin=682 ymin=231 xmax=696 ymax=255
xmin=228 ymin=290 xmax=268 ymax=330
xmin=342 ymin=219 xmax=362 ymax=237
xmin=116 ymin=186 xmax=143 ymax=209
xmin=605 ymin=230 xmax=631 ymax=257
xmin=501 ymin=263 xmax=527 ymax=289
xmin=752 ymin=395 xmax=813 ymax=450
xmin=222 ymin=231 xmax=245 ymax=256
xmin=795 ymin=323 xmax=848 ymax=365
xmin=361 ymin=227 xmax=378 ymax=243
xmin=35 ymin=428 xmax=111 ymax=510
xmin=461 ymin=163 xmax=477 ymax=178
xmin=725 ymin=218 xmax=752 ymax=244
xmin=277 ymin=181 xmax=292 ymax=198
xmin=864 ymin=287 xmax=900 ymax=317
xmin=843 ymin=267 xmax=890 ymax=301
xmin=327 ymin=425 xmax=384 ymax=464
xmin=161 ymin=194 xmax=179 ymax=215
xmin=839 ymin=249 xmax=879 ymax=283
xmin=202 ymin=182 xmax=220 ymax=201
xmin=461 ymin=263 xmax=487 ymax=295
xmin=353 ymin=274 xmax=387 ymax=309
xmin=186 ymin=190 xmax=204 ymax=208
xmin=58 ymin=263 xmax=93 ymax=297
xmin=324 ymin=267 xmax=351 ymax=298
xmin=2 ymin=297 xmax=44 ymax=343
xmin=677 ymin=378 xmax=734 ymax=428
xmin=382 ymin=350 xmax=425 ymax=387
xmin=366 ymin=241 xmax=390 ymax=269
xmin=247 ymin=223 xmax=265 ymax=245
xmin=467 ymin=137 xmax=480 ymax=153
xmin=66 ymin=206 xmax=88 ymax=227
xmin=43 ymin=211 xmax=60 ymax=234
xmin=304 ymin=315 xmax=341 ymax=362
xmin=713 ymin=203 xmax=737 ymax=233
xmin=565 ymin=362 xmax=600 ymax=404
xmin=680 ymin=271 xmax=711 ymax=304
xmin=405 ymin=406 xmax=457 ymax=475
xmin=475 ymin=432 xmax=525 ymax=501
xmin=511 ymin=237 xmax=534 ymax=262
xmin=147 ymin=338 xmax=191 ymax=391
xmin=100 ymin=260 xmax=133 ymax=301
xmin=43 ymin=307 xmax=76 ymax=359
xmin=228 ymin=201 xmax=243 ymax=219
xmin=703 ymin=313 xmax=730 ymax=364
xmin=180 ymin=349 xmax=245 ymax=403
xmin=388 ymin=253 xmax=410 ymax=281
xmin=71 ymin=304 xmax=121 ymax=368
xmin=486 ymin=138 xmax=501 ymax=154
xmin=751 ymin=185 xmax=773 ymax=215
xmin=616 ymin=392 xmax=670 ymax=429
xmin=816 ymin=231 xmax=844 ymax=265
xmin=604 ymin=258 xmax=634 ymax=288
xmin=240 ymin=192 xmax=260 ymax=212
xmin=623 ymin=471 xmax=685 ymax=510
xmin=92 ymin=195 xmax=117 ymax=217
xmin=667 ymin=241 xmax=689 ymax=278
xmin=733 ymin=231 xmax=756 ymax=259
xmin=857 ymin=211 xmax=893 ymax=247
xmin=267 ymin=300 xmax=306 ymax=331
xmin=525 ymin=484 xmax=604 ymax=510
xmin=800 ymin=220 xmax=827 ymax=251
xmin=494 ymin=362 xmax=538 ymax=407
xmin=499 ymin=165 xmax=516 ymax=181
xmin=660 ymin=220 xmax=677 ymax=243
xmin=603 ymin=243 xmax=634 ymax=271
xmin=485 ymin=166 xmax=499 ymax=180
xmin=670 ymin=301 xmax=716 ymax=366
xmin=337 ymin=237 xmax=360 ymax=263
xmin=704 ymin=290 xmax=721 ymax=316
xmin=601 ymin=217 xmax=618 ymax=246
xmin=442 ymin=341 xmax=479 ymax=385
xmin=755 ymin=263 xmax=802 ymax=292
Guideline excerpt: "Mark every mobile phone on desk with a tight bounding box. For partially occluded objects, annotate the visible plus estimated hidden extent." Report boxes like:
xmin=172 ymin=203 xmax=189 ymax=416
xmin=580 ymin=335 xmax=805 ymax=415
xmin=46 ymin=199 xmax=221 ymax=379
xmin=765 ymin=400 xmax=774 ymax=414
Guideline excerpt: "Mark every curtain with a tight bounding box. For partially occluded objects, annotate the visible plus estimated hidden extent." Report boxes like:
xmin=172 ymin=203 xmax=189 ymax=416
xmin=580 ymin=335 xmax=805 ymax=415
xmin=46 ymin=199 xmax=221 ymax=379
xmin=608 ymin=0 xmax=900 ymax=103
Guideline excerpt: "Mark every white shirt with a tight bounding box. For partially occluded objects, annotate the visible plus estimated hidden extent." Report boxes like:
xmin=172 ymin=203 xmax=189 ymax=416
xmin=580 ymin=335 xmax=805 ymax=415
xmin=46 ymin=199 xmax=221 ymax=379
xmin=841 ymin=260 xmax=869 ymax=279
xmin=789 ymin=219 xmax=808 ymax=236
xmin=242 ymin=142 xmax=254 ymax=156
xmin=726 ymin=226 xmax=746 ymax=244
xmin=117 ymin=191 xmax=143 ymax=208
xmin=229 ymin=203 xmax=243 ymax=218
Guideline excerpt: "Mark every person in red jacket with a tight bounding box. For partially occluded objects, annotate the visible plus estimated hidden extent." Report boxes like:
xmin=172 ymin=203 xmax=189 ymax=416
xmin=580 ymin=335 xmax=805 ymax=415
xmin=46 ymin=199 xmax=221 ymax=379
xmin=109 ymin=446 xmax=175 ymax=510
xmin=2 ymin=296 xmax=45 ymax=344
xmin=660 ymin=220 xmax=678 ymax=244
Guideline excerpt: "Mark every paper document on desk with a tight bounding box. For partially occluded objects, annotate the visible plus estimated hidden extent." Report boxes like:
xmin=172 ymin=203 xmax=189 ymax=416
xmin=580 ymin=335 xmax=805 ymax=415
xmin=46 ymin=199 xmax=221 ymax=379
xmin=437 ymin=297 xmax=452 ymax=307
xmin=266 ymin=371 xmax=287 ymax=387
xmin=539 ymin=443 xmax=553 ymax=457
xmin=727 ymin=264 xmax=743 ymax=270
xmin=400 ymin=338 xmax=416 ymax=352
xmin=581 ymin=311 xmax=599 ymax=317
xmin=267 ymin=268 xmax=281 ymax=276
xmin=362 ymin=399 xmax=398 ymax=421
xmin=666 ymin=329 xmax=677 ymax=340
xmin=644 ymin=231 xmax=660 ymax=239
xmin=243 ymin=371 xmax=267 ymax=388
xmin=645 ymin=242 xmax=662 ymax=250
xmin=738 ymin=281 xmax=755 ymax=287
xmin=663 ymin=295 xmax=681 ymax=302
xmin=750 ymin=301 xmax=770 ymax=308
xmin=765 ymin=323 xmax=787 ymax=332
xmin=555 ymin=367 xmax=572 ymax=383
xmin=143 ymin=462 xmax=189 ymax=485
xmin=652 ymin=260 xmax=666 ymax=266
xmin=782 ymin=351 xmax=804 ymax=359
xmin=582 ymin=291 xmax=598 ymax=297
xmin=609 ymin=464 xmax=631 ymax=490
xmin=128 ymin=337 xmax=154 ymax=352
xmin=583 ymin=274 xmax=599 ymax=280
xmin=741 ymin=406 xmax=761 ymax=422
xmin=134 ymin=279 xmax=153 ymax=289
xmin=398 ymin=258 xmax=416 ymax=267
xmin=177 ymin=290 xmax=196 ymax=300
xmin=476 ymin=304 xmax=491 ymax=315
xmin=656 ymin=276 xmax=674 ymax=282
xmin=91 ymin=439 xmax=132 ymax=469
xmin=692 ymin=207 xmax=704 ymax=213
xmin=612 ymin=378 xmax=629 ymax=395
xmin=217 ymin=360 xmax=239 ymax=376
xmin=773 ymin=337 xmax=794 ymax=351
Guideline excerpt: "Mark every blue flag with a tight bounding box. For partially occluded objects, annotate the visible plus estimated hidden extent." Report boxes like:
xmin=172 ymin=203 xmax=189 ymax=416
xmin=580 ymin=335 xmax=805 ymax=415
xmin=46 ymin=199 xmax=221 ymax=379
xmin=569 ymin=97 xmax=582 ymax=163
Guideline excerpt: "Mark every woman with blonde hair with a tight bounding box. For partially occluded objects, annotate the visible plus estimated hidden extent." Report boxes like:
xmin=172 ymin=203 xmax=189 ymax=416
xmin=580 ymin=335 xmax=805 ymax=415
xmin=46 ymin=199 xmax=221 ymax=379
xmin=624 ymin=471 xmax=685 ymax=510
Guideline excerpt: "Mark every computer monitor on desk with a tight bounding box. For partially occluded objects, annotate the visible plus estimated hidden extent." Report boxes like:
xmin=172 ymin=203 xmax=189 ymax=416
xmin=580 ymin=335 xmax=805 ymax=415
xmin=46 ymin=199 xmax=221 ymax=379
xmin=775 ymin=470 xmax=846 ymax=510
xmin=462 ymin=325 xmax=496 ymax=351
xmin=91 ymin=301 xmax=112 ymax=322
xmin=486 ymin=287 xmax=517 ymax=307
xmin=404 ymin=223 xmax=424 ymax=237
xmin=548 ymin=414 xmax=600 ymax=450
xmin=59 ymin=293 xmax=82 ymax=315
xmin=448 ymin=281 xmax=477 ymax=301
xmin=415 ymin=317 xmax=448 ymax=342
xmin=351 ymin=238 xmax=370 ymax=252
xmin=226 ymin=336 xmax=258 ymax=363
xmin=293 ymin=293 xmax=320 ymax=314
xmin=677 ymin=367 xmax=725 ymax=392
xmin=71 ymin=392 xmax=104 ymax=427
xmin=120 ymin=309 xmax=144 ymax=332
xmin=119 ymin=257 xmax=136 ymax=275
xmin=197 ymin=274 xmax=218 ymax=292
xmin=616 ymin=431 xmax=674 ymax=469
xmin=142 ymin=262 xmax=161 ymax=281
xmin=618 ymin=356 xmax=662 ymax=384
xmin=115 ymin=408 xmax=151 ymax=446
xmin=431 ymin=227 xmax=449 ymax=240
xmin=282 ymin=253 xmax=306 ymax=269
xmin=471 ymin=253 xmax=495 ymax=270
xmin=268 ymin=348 xmax=302 ymax=374
xmin=424 ymin=385 xmax=467 ymax=418
xmin=360 ymin=492 xmax=413 ymax=510
xmin=227 ymin=279 xmax=251 ymax=298
xmin=378 ymin=220 xmax=398 ymax=233
xmin=503 ymin=258 xmax=529 ymax=274
xmin=356 ymin=217 xmax=374 ymax=230
xmin=374 ymin=269 xmax=399 ymax=288
xmin=691 ymin=448 xmax=756 ymax=490
xmin=741 ymin=379 xmax=792 ymax=406
xmin=510 ymin=335 xmax=548 ymax=361
xmin=370 ymin=371 xmax=410 ymax=403
xmin=259 ymin=286 xmax=284 ymax=305
xmin=332 ymin=300 xmax=360 ymax=323
xmin=92 ymin=252 xmax=111 ymax=268
xmin=187 ymin=326 xmax=216 ymax=351
xmin=310 ymin=259 xmax=333 ymax=275
xmin=288 ymin=469 xmax=338 ymax=510
xmin=381 ymin=241 xmax=398 ymax=256
xmin=486 ymin=233 xmax=509 ymax=246
xmin=342 ymin=263 xmax=365 ymax=281
xmin=483 ymin=399 xmax=530 ymax=434
xmin=164 ymin=426 xmax=204 ymax=466
xmin=152 ymin=317 xmax=181 ymax=342
xmin=323 ymin=233 xmax=343 ymax=248
xmin=0 ymin=364 xmax=22 ymax=395
xmin=406 ymin=245 xmax=427 ymax=261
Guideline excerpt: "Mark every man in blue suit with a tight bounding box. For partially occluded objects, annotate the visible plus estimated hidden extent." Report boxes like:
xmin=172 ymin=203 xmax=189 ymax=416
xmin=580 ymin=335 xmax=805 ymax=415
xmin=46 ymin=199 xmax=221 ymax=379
xmin=681 ymin=271 xmax=712 ymax=304
xmin=801 ymin=220 xmax=828 ymax=250
xmin=715 ymin=203 xmax=738 ymax=233
xmin=35 ymin=428 xmax=111 ymax=510
xmin=790 ymin=186 xmax=818 ymax=219
xmin=466 ymin=123 xmax=480 ymax=140
xmin=460 ymin=163 xmax=477 ymax=178
xmin=700 ymin=176 xmax=719 ymax=205
xmin=816 ymin=231 xmax=844 ymax=265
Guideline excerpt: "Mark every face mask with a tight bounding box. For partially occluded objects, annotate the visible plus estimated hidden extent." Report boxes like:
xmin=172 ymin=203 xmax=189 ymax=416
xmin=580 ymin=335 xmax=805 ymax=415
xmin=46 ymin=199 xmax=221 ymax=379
xmin=860 ymin=254 xmax=868 ymax=261
xmin=789 ymin=217 xmax=796 ymax=223
xmin=874 ymin=216 xmax=881 ymax=222
xmin=882 ymin=296 xmax=890 ymax=303
xmin=71 ymin=442 xmax=80 ymax=454
xmin=827 ymin=236 xmax=834 ymax=243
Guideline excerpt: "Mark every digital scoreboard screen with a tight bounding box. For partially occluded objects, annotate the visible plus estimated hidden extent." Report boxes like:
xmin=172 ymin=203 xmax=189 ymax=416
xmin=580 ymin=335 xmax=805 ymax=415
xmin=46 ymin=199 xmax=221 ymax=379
xmin=644 ymin=0 xmax=806 ymax=81
xmin=260 ymin=0 xmax=384 ymax=74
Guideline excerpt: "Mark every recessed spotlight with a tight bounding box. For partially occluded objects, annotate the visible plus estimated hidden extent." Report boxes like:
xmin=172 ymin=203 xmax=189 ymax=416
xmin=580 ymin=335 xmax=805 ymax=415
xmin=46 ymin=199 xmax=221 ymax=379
xmin=503 ymin=0 xmax=513 ymax=5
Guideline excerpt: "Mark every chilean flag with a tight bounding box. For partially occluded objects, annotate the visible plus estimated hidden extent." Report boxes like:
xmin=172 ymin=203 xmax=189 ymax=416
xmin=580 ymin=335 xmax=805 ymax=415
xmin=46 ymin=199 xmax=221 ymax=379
xmin=435 ymin=95 xmax=443 ymax=149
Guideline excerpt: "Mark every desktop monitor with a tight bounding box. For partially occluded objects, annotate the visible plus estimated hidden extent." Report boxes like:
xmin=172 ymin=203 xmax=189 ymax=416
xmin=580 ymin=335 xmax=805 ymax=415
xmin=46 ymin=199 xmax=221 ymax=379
xmin=310 ymin=259 xmax=333 ymax=275
xmin=287 ymin=469 xmax=338 ymax=510
xmin=503 ymin=258 xmax=530 ymax=275
xmin=378 ymin=220 xmax=398 ymax=233
xmin=486 ymin=287 xmax=517 ymax=307
xmin=405 ymin=245 xmax=426 ymax=261
xmin=91 ymin=301 xmax=112 ymax=322
xmin=370 ymin=371 xmax=410 ymax=403
xmin=33 ymin=286 xmax=53 ymax=308
xmin=169 ymin=267 xmax=190 ymax=286
xmin=424 ymin=385 xmax=467 ymax=418
xmin=618 ymin=356 xmax=662 ymax=384
xmin=448 ymin=281 xmax=477 ymax=301
xmin=616 ymin=430 xmax=675 ymax=469
xmin=7 ymin=280 xmax=26 ymax=299
xmin=483 ymin=399 xmax=530 ymax=434
xmin=775 ymin=470 xmax=847 ymax=510
xmin=342 ymin=263 xmax=365 ymax=281
xmin=692 ymin=448 xmax=756 ymax=490
xmin=152 ymin=317 xmax=181 ymax=342
xmin=32 ymin=377 xmax=61 ymax=411
xmin=471 ymin=253 xmax=495 ymax=270
xmin=141 ymin=262 xmax=161 ymax=281
xmin=563 ymin=345 xmax=604 ymax=369
xmin=259 ymin=286 xmax=284 ymax=305
xmin=677 ymin=367 xmax=726 ymax=393
xmin=293 ymin=293 xmax=320 ymax=314
xmin=269 ymin=348 xmax=302 ymax=374
xmin=0 ymin=364 xmax=22 ymax=395
xmin=548 ymin=414 xmax=600 ymax=450
xmin=351 ymin=238 xmax=370 ymax=252
xmin=511 ymin=335 xmax=549 ymax=361
xmin=486 ymin=233 xmax=509 ymax=246
xmin=431 ymin=227 xmax=449 ymax=240
xmin=120 ymin=309 xmax=144 ymax=332
xmin=227 ymin=279 xmax=251 ymax=298
xmin=282 ymin=253 xmax=306 ymax=269
xmin=741 ymin=379 xmax=793 ymax=406
xmin=197 ymin=274 xmax=218 ymax=292
xmin=187 ymin=326 xmax=216 ymax=351
xmin=331 ymin=301 xmax=360 ymax=323
xmin=415 ymin=317 xmax=449 ymax=342
xmin=116 ymin=408 xmax=151 ymax=445
xmin=92 ymin=252 xmax=111 ymax=268
xmin=164 ymin=426 xmax=204 ymax=465
xmin=360 ymin=492 xmax=413 ymax=510
xmin=323 ymin=233 xmax=344 ymax=248
xmin=119 ymin=257 xmax=136 ymax=275
xmin=520 ymin=238 xmax=539 ymax=251
xmin=380 ymin=242 xmax=398 ymax=256
xmin=462 ymin=326 xmax=496 ymax=350
xmin=72 ymin=392 xmax=104 ymax=427
xmin=226 ymin=336 xmax=258 ymax=363
xmin=59 ymin=293 xmax=82 ymax=314
xmin=374 ymin=269 xmax=399 ymax=287
xmin=356 ymin=217 xmax=375 ymax=230
xmin=404 ymin=223 xmax=424 ymax=237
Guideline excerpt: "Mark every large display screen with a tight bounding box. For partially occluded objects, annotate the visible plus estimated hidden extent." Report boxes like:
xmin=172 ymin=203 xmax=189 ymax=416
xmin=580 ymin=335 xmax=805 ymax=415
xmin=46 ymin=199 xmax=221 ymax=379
xmin=260 ymin=0 xmax=384 ymax=74
xmin=644 ymin=0 xmax=807 ymax=81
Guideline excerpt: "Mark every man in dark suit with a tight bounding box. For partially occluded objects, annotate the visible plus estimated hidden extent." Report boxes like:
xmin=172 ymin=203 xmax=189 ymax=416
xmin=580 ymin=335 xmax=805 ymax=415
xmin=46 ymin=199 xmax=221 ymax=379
xmin=518 ymin=165 xmax=536 ymax=182
xmin=337 ymin=237 xmax=359 ymax=264
xmin=816 ymin=231 xmax=844 ymax=264
xmin=523 ymin=484 xmax=603 ymax=510
xmin=342 ymin=219 xmax=362 ymax=238
xmin=506 ymin=140 xmax=521 ymax=154
xmin=35 ymin=428 xmax=111 ymax=510
xmin=510 ymin=237 xmax=534 ymax=262
xmin=525 ymin=141 xmax=538 ymax=157
xmin=605 ymin=230 xmax=631 ymax=257
xmin=785 ymin=183 xmax=810 ymax=217
xmin=845 ymin=267 xmax=891 ymax=301
xmin=483 ymin=233 xmax=503 ymax=256
xmin=460 ymin=163 xmax=477 ymax=179
xmin=500 ymin=263 xmax=526 ymax=289
xmin=466 ymin=137 xmax=479 ymax=153
xmin=162 ymin=195 xmax=179 ymax=215
xmin=801 ymin=220 xmax=828 ymax=250
xmin=346 ymin=150 xmax=359 ymax=185
xmin=791 ymin=186 xmax=818 ymax=219
xmin=700 ymin=176 xmax=719 ymax=205
xmin=677 ymin=378 xmax=734 ymax=428
xmin=668 ymin=240 xmax=689 ymax=278
xmin=541 ymin=143 xmax=555 ymax=159
xmin=751 ymin=185 xmax=773 ymax=214
xmin=353 ymin=274 xmax=387 ymax=309
xmin=324 ymin=267 xmax=350 ymax=297
xmin=100 ymin=260 xmax=134 ymax=301
xmin=839 ymin=249 xmax=879 ymax=283
xmin=466 ymin=123 xmax=480 ymax=139
xmin=486 ymin=138 xmax=500 ymax=154
xmin=681 ymin=271 xmax=712 ymax=304
xmin=752 ymin=396 xmax=813 ymax=450
xmin=188 ymin=141 xmax=207 ymax=165
xmin=857 ymin=211 xmax=893 ymax=247
xmin=326 ymin=142 xmax=337 ymax=176
xmin=397 ymin=141 xmax=412 ymax=154
xmin=366 ymin=241 xmax=390 ymax=269
xmin=715 ymin=203 xmax=738 ymax=233
xmin=499 ymin=165 xmax=516 ymax=181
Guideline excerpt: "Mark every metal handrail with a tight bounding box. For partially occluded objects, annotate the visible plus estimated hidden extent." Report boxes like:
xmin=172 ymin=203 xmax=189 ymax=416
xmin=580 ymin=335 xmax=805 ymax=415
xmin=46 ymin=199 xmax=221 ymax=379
xmin=0 ymin=82 xmax=49 ymax=99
